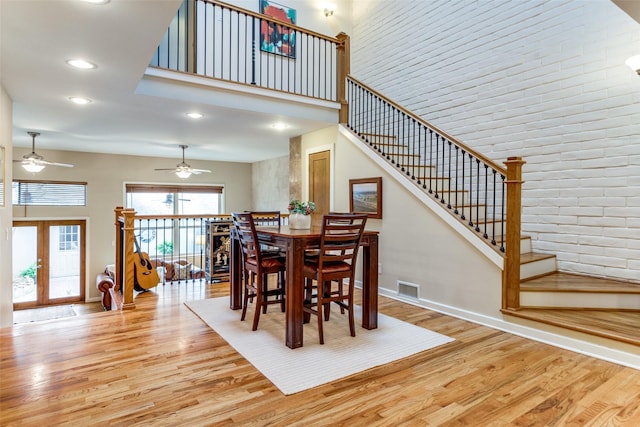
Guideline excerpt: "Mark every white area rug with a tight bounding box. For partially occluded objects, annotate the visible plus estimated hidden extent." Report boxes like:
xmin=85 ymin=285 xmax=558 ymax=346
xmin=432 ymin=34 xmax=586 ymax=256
xmin=185 ymin=297 xmax=454 ymax=395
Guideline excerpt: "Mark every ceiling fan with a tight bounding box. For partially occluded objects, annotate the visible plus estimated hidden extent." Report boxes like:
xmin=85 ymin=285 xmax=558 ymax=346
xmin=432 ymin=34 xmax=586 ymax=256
xmin=154 ymin=145 xmax=211 ymax=179
xmin=14 ymin=131 xmax=74 ymax=173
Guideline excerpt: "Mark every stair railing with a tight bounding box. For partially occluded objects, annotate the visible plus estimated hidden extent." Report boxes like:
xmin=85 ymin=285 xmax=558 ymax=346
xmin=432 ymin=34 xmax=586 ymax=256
xmin=345 ymin=76 xmax=525 ymax=310
xmin=151 ymin=0 xmax=345 ymax=103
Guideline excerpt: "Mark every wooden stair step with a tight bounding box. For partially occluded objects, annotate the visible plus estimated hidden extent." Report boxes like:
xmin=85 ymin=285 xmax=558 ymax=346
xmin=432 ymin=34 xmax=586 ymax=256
xmin=519 ymin=271 xmax=640 ymax=310
xmin=521 ymin=272 xmax=640 ymax=293
xmin=502 ymin=308 xmax=640 ymax=347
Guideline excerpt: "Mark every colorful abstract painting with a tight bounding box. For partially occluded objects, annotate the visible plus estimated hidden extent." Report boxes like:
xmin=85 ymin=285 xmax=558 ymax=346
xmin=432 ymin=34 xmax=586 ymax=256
xmin=260 ymin=0 xmax=296 ymax=58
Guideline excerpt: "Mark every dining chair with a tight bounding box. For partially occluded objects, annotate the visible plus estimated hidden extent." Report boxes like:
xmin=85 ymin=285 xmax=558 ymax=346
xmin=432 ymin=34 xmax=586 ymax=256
xmin=249 ymin=211 xmax=283 ymax=257
xmin=232 ymin=212 xmax=286 ymax=331
xmin=302 ymin=213 xmax=368 ymax=344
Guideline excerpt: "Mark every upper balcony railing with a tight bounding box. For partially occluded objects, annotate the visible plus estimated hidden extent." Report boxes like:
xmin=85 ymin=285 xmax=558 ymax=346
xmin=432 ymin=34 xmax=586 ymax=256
xmin=151 ymin=0 xmax=348 ymax=104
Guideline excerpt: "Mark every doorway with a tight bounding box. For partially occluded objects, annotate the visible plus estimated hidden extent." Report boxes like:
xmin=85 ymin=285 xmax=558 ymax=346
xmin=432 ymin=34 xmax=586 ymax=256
xmin=12 ymin=220 xmax=86 ymax=309
xmin=308 ymin=149 xmax=331 ymax=224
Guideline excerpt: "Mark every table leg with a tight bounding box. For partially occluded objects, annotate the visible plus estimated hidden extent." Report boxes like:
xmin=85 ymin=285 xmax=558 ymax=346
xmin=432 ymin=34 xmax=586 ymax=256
xmin=285 ymin=238 xmax=305 ymax=349
xmin=361 ymin=234 xmax=379 ymax=329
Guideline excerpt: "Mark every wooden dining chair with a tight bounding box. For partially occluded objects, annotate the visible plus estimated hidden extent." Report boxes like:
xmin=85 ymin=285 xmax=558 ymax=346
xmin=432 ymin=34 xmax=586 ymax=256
xmin=232 ymin=212 xmax=286 ymax=331
xmin=249 ymin=211 xmax=283 ymax=257
xmin=302 ymin=213 xmax=368 ymax=344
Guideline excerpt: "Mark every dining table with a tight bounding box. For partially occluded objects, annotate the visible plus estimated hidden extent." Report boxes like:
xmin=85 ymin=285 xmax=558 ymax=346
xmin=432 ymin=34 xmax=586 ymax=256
xmin=229 ymin=224 xmax=380 ymax=349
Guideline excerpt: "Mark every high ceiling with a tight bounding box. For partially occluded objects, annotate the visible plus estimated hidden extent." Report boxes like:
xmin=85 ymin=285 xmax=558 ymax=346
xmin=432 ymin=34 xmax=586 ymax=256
xmin=0 ymin=0 xmax=336 ymax=163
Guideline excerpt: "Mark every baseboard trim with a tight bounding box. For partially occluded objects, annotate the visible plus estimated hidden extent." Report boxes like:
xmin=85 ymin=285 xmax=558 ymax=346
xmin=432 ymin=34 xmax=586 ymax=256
xmin=376 ymin=286 xmax=640 ymax=370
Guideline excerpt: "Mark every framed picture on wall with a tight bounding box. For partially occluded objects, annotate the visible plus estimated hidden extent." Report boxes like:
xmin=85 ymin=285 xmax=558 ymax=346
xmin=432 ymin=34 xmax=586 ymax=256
xmin=349 ymin=177 xmax=382 ymax=219
xmin=259 ymin=0 xmax=296 ymax=58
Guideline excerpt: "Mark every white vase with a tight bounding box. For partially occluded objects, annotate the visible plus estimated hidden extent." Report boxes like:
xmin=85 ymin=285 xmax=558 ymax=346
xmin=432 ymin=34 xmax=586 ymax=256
xmin=289 ymin=213 xmax=311 ymax=229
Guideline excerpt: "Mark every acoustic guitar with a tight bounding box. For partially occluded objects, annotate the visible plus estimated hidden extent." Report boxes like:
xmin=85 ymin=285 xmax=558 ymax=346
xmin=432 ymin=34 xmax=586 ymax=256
xmin=133 ymin=235 xmax=160 ymax=291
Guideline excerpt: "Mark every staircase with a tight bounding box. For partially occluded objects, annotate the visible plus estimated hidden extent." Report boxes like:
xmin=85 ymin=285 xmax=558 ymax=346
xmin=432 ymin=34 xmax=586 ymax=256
xmin=346 ymin=81 xmax=640 ymax=349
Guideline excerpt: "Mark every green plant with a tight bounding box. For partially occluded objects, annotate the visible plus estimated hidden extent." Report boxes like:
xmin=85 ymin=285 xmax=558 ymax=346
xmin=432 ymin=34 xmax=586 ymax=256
xmin=288 ymin=199 xmax=316 ymax=215
xmin=20 ymin=263 xmax=37 ymax=279
xmin=157 ymin=241 xmax=174 ymax=254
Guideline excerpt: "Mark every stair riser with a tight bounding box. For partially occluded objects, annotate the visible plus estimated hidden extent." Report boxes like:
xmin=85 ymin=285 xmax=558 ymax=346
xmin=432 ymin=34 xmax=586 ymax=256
xmin=521 ymin=257 xmax=556 ymax=279
xmin=520 ymin=292 xmax=640 ymax=310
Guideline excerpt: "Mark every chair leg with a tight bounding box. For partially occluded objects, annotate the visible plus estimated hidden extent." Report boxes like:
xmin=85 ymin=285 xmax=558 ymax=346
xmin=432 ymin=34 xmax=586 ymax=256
xmin=323 ymin=281 xmax=331 ymax=321
xmin=279 ymin=271 xmax=286 ymax=312
xmin=317 ymin=296 xmax=325 ymax=345
xmin=348 ymin=295 xmax=355 ymax=337
xmin=262 ymin=273 xmax=269 ymax=314
xmin=252 ymin=278 xmax=262 ymax=331
xmin=240 ymin=280 xmax=250 ymax=321
xmin=337 ymin=279 xmax=345 ymax=314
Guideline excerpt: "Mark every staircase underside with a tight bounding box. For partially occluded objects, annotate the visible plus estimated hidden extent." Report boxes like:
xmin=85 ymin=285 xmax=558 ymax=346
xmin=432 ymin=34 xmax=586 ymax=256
xmin=505 ymin=272 xmax=640 ymax=346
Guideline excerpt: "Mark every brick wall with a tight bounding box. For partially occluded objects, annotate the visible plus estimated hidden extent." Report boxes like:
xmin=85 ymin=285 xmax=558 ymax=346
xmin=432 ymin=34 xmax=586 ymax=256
xmin=351 ymin=0 xmax=640 ymax=281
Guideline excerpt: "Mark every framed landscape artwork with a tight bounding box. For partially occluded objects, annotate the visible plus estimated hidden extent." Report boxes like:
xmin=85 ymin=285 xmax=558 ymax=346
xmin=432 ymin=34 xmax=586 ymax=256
xmin=259 ymin=0 xmax=296 ymax=58
xmin=349 ymin=177 xmax=382 ymax=219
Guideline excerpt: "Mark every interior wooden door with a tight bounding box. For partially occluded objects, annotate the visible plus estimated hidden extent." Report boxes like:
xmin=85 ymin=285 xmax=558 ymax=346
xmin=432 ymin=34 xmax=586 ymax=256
xmin=308 ymin=150 xmax=330 ymax=225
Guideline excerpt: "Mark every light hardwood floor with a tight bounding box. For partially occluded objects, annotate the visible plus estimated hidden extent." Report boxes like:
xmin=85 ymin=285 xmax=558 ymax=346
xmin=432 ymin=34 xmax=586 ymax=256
xmin=2 ymin=280 xmax=640 ymax=426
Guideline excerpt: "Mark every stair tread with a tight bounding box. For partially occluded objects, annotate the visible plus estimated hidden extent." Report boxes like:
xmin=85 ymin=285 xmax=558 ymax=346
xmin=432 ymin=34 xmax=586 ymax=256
xmin=521 ymin=272 xmax=640 ymax=293
xmin=520 ymin=252 xmax=556 ymax=264
xmin=503 ymin=308 xmax=640 ymax=346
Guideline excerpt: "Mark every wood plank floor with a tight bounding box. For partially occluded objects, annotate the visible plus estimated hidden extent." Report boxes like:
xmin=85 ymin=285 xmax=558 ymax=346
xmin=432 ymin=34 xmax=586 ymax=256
xmin=2 ymin=280 xmax=640 ymax=426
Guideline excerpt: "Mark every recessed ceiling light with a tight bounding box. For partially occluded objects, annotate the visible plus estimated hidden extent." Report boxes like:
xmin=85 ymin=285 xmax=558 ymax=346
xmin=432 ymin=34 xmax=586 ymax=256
xmin=68 ymin=96 xmax=92 ymax=105
xmin=82 ymin=0 xmax=110 ymax=4
xmin=271 ymin=122 xmax=289 ymax=130
xmin=186 ymin=112 xmax=203 ymax=119
xmin=66 ymin=59 xmax=97 ymax=70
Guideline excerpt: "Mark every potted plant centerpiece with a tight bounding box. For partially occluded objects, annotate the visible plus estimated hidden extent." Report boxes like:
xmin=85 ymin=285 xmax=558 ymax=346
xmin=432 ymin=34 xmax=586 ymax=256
xmin=288 ymin=199 xmax=315 ymax=229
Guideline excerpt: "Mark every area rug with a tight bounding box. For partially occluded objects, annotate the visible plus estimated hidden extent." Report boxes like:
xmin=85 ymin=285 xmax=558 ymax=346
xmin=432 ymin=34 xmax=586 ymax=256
xmin=185 ymin=297 xmax=454 ymax=395
xmin=13 ymin=305 xmax=77 ymax=324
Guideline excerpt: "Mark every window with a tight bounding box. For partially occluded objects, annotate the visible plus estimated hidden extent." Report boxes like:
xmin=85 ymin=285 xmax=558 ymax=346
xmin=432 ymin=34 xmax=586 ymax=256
xmin=125 ymin=184 xmax=224 ymax=257
xmin=58 ymin=225 xmax=79 ymax=251
xmin=125 ymin=184 xmax=223 ymax=215
xmin=12 ymin=180 xmax=87 ymax=206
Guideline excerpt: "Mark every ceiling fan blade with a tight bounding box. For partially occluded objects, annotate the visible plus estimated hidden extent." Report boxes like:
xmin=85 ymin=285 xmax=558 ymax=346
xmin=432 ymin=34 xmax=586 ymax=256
xmin=40 ymin=159 xmax=74 ymax=168
xmin=191 ymin=169 xmax=211 ymax=174
xmin=154 ymin=168 xmax=180 ymax=172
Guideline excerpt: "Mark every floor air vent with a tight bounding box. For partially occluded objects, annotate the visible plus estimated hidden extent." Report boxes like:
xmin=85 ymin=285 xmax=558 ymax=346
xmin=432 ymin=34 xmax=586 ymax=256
xmin=397 ymin=281 xmax=420 ymax=300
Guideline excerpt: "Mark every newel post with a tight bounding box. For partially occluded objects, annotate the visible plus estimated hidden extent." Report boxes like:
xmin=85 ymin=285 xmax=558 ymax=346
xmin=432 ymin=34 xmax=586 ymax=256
xmin=121 ymin=208 xmax=137 ymax=310
xmin=336 ymin=32 xmax=350 ymax=124
xmin=503 ymin=157 xmax=525 ymax=310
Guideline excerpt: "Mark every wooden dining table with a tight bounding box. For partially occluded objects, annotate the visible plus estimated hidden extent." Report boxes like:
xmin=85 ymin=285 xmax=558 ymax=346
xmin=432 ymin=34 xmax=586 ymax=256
xmin=229 ymin=224 xmax=380 ymax=349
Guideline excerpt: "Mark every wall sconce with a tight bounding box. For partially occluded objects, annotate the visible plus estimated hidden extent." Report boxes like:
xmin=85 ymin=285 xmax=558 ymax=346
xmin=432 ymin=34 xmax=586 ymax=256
xmin=626 ymin=55 xmax=640 ymax=75
xmin=324 ymin=3 xmax=335 ymax=17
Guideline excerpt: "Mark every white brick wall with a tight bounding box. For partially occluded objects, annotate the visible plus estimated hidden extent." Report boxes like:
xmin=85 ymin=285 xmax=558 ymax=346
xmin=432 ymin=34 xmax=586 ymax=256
xmin=351 ymin=0 xmax=640 ymax=282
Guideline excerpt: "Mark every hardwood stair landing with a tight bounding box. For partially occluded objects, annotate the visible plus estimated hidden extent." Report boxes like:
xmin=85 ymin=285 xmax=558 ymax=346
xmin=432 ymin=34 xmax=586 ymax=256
xmin=503 ymin=307 xmax=640 ymax=346
xmin=506 ymin=272 xmax=640 ymax=346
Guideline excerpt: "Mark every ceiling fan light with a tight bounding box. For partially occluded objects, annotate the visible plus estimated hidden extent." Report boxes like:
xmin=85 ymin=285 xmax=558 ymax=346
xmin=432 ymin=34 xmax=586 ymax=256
xmin=23 ymin=163 xmax=45 ymax=173
xmin=176 ymin=170 xmax=192 ymax=179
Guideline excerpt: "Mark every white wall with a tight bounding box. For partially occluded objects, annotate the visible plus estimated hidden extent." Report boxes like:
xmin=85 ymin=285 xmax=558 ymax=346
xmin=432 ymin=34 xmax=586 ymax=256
xmin=11 ymin=148 xmax=253 ymax=303
xmin=301 ymin=126 xmax=503 ymax=318
xmin=350 ymin=0 xmax=640 ymax=283
xmin=0 ymin=85 xmax=13 ymax=327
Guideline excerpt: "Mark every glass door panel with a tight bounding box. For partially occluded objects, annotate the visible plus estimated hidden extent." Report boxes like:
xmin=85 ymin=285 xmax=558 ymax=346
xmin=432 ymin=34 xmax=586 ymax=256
xmin=12 ymin=225 xmax=39 ymax=304
xmin=48 ymin=225 xmax=81 ymax=300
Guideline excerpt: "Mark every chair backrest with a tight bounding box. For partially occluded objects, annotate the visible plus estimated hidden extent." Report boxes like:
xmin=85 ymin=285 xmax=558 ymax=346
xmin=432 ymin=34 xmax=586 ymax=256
xmin=249 ymin=211 xmax=282 ymax=227
xmin=317 ymin=213 xmax=368 ymax=269
xmin=231 ymin=212 xmax=262 ymax=264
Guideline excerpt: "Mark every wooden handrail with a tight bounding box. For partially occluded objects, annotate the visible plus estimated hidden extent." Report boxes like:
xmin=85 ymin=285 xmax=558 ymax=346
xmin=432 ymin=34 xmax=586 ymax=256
xmin=201 ymin=0 xmax=340 ymax=44
xmin=347 ymin=75 xmax=506 ymax=174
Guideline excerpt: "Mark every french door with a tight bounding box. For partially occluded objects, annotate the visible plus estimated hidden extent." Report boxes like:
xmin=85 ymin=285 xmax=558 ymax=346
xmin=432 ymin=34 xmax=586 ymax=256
xmin=12 ymin=220 xmax=86 ymax=309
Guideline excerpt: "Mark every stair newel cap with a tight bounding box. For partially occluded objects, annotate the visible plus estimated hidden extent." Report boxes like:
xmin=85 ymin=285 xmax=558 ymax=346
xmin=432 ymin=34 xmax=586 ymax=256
xmin=504 ymin=157 xmax=526 ymax=183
